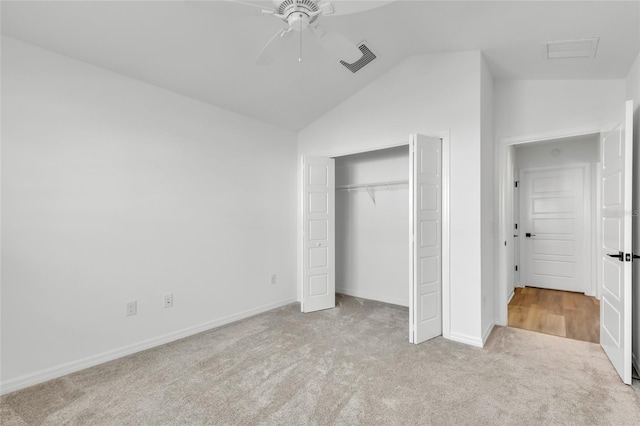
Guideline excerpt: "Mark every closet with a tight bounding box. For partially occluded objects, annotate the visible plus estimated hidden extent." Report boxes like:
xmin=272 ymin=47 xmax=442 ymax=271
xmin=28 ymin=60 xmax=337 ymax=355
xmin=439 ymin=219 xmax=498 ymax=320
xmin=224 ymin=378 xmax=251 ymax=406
xmin=335 ymin=146 xmax=410 ymax=306
xmin=301 ymin=134 xmax=444 ymax=344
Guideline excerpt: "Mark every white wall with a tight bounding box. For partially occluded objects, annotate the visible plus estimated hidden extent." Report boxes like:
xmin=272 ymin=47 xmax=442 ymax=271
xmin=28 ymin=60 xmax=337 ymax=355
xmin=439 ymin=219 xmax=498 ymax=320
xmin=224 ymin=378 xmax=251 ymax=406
xmin=299 ymin=51 xmax=486 ymax=347
xmin=626 ymin=51 xmax=640 ymax=375
xmin=513 ymin=134 xmax=600 ymax=169
xmin=0 ymin=37 xmax=298 ymax=393
xmin=496 ymin=80 xmax=626 ymax=141
xmin=480 ymin=55 xmax=495 ymax=343
xmin=335 ymin=146 xmax=409 ymax=306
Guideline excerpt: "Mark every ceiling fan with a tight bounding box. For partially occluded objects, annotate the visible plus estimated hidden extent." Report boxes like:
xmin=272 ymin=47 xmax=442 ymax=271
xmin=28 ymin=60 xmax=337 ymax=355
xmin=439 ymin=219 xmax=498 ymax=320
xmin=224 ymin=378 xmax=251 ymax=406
xmin=228 ymin=0 xmax=363 ymax=65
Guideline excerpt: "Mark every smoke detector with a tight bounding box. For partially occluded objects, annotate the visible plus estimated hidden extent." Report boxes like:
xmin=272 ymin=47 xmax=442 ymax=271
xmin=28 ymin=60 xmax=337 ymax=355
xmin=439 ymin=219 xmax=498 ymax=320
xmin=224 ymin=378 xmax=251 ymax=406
xmin=545 ymin=38 xmax=599 ymax=59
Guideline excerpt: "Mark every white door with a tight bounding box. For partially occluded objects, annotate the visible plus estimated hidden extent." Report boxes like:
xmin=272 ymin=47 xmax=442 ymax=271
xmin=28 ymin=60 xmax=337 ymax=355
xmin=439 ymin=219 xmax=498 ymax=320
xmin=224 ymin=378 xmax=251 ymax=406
xmin=600 ymin=100 xmax=633 ymax=385
xmin=301 ymin=157 xmax=335 ymax=313
xmin=410 ymin=134 xmax=442 ymax=344
xmin=520 ymin=167 xmax=587 ymax=293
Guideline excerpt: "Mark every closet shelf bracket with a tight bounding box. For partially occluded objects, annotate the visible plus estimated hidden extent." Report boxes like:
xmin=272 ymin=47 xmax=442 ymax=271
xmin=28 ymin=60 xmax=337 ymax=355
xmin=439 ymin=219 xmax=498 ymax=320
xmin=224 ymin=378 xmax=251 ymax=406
xmin=365 ymin=186 xmax=376 ymax=206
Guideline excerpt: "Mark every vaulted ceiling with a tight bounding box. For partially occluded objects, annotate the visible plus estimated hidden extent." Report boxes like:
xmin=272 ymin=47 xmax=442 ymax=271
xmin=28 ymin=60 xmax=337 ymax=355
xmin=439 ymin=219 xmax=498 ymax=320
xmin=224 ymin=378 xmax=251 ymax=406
xmin=2 ymin=1 xmax=639 ymax=131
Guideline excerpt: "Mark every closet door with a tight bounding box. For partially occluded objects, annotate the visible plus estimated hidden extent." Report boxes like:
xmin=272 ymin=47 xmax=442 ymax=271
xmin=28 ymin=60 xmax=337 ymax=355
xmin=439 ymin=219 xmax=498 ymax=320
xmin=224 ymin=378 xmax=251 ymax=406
xmin=410 ymin=134 xmax=442 ymax=344
xmin=301 ymin=157 xmax=335 ymax=313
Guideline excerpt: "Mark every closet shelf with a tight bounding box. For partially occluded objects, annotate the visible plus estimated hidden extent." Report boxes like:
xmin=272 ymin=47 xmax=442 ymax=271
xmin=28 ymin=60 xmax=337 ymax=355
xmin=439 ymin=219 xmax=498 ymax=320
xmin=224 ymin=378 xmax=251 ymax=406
xmin=335 ymin=179 xmax=409 ymax=190
xmin=336 ymin=179 xmax=409 ymax=206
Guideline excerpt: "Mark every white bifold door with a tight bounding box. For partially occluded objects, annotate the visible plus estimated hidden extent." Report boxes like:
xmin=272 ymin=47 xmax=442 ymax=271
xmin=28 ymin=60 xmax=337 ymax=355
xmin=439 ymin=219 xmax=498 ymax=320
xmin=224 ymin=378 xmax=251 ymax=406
xmin=410 ymin=134 xmax=443 ymax=344
xmin=600 ymin=100 xmax=634 ymax=385
xmin=301 ymin=157 xmax=335 ymax=313
xmin=301 ymin=135 xmax=443 ymax=346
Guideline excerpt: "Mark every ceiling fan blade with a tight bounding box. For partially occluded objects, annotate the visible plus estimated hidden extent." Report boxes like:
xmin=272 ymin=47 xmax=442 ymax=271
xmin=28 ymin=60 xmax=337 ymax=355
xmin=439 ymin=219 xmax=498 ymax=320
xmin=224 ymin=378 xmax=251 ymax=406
xmin=310 ymin=25 xmax=362 ymax=63
xmin=256 ymin=28 xmax=291 ymax=65
xmin=224 ymin=0 xmax=275 ymax=13
xmin=317 ymin=1 xmax=334 ymax=15
xmin=322 ymin=0 xmax=397 ymax=16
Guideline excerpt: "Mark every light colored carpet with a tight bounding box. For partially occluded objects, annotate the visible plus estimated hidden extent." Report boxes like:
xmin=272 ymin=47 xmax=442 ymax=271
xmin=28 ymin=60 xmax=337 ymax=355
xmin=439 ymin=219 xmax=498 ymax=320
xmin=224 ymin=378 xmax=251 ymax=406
xmin=2 ymin=294 xmax=640 ymax=425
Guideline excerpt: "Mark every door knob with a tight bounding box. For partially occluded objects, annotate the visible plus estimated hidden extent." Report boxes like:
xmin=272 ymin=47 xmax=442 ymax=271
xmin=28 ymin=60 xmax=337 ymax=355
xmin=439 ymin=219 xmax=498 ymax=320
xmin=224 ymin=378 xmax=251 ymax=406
xmin=607 ymin=251 xmax=624 ymax=262
xmin=525 ymin=233 xmax=536 ymax=238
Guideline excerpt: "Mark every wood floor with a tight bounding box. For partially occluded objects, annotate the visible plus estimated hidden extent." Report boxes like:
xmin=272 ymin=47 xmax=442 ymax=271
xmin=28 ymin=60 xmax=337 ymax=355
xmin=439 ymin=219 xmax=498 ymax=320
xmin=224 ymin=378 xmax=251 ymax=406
xmin=508 ymin=287 xmax=599 ymax=343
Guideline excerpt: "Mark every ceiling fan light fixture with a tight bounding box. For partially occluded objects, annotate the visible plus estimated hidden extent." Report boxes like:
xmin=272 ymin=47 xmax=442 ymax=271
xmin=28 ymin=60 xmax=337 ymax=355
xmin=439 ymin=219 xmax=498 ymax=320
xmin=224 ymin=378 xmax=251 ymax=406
xmin=277 ymin=0 xmax=321 ymax=25
xmin=240 ymin=0 xmax=363 ymax=65
xmin=288 ymin=12 xmax=310 ymax=31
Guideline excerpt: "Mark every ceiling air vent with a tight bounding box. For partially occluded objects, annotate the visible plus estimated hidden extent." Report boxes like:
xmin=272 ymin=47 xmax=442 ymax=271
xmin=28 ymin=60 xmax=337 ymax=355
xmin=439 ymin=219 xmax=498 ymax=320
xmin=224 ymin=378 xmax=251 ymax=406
xmin=340 ymin=42 xmax=377 ymax=73
xmin=545 ymin=38 xmax=599 ymax=59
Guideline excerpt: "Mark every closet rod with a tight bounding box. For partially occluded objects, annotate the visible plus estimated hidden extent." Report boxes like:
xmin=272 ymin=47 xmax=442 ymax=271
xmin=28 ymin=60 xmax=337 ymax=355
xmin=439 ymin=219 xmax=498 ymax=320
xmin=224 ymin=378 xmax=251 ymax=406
xmin=336 ymin=179 xmax=409 ymax=190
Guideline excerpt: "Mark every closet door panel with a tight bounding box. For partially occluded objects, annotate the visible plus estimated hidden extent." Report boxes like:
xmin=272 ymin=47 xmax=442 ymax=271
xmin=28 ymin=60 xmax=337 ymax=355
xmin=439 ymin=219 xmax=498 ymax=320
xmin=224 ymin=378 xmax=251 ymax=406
xmin=302 ymin=157 xmax=335 ymax=313
xmin=411 ymin=134 xmax=442 ymax=344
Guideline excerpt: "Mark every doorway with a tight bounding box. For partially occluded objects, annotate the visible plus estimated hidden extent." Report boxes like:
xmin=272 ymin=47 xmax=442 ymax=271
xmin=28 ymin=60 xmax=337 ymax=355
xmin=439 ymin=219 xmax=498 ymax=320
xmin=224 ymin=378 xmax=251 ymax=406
xmin=508 ymin=136 xmax=600 ymax=342
xmin=508 ymin=135 xmax=600 ymax=342
xmin=335 ymin=146 xmax=410 ymax=307
xmin=512 ymin=135 xmax=600 ymax=296
xmin=300 ymin=134 xmax=450 ymax=345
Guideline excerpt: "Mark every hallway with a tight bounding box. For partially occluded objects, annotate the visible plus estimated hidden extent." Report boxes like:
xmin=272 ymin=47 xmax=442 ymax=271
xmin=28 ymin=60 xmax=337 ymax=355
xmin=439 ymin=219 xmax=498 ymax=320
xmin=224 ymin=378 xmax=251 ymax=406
xmin=508 ymin=287 xmax=600 ymax=343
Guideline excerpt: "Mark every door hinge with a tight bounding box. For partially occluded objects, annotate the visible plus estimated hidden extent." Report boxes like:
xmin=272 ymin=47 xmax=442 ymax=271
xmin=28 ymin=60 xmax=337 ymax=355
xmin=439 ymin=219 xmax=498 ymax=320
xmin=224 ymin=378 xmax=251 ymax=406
xmin=515 ymin=265 xmax=518 ymax=272
xmin=515 ymin=223 xmax=518 ymax=229
xmin=515 ymin=181 xmax=519 ymax=188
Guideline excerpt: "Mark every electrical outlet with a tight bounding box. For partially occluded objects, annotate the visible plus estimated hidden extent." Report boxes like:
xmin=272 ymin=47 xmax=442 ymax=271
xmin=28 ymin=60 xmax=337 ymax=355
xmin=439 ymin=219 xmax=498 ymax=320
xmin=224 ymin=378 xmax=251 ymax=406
xmin=270 ymin=274 xmax=277 ymax=285
xmin=163 ymin=293 xmax=173 ymax=308
xmin=126 ymin=300 xmax=137 ymax=317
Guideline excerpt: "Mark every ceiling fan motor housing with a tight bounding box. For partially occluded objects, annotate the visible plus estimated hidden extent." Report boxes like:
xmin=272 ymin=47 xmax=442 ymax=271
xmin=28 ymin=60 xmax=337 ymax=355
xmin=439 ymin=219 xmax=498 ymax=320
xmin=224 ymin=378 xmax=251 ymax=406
xmin=274 ymin=0 xmax=320 ymax=30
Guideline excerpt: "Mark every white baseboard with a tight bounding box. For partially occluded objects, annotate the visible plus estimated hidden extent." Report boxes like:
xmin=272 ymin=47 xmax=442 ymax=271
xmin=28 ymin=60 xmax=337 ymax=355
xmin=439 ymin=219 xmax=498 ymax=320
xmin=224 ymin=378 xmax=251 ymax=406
xmin=507 ymin=290 xmax=515 ymax=304
xmin=448 ymin=331 xmax=484 ymax=348
xmin=482 ymin=322 xmax=495 ymax=346
xmin=0 ymin=297 xmax=297 ymax=396
xmin=336 ymin=287 xmax=408 ymax=307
